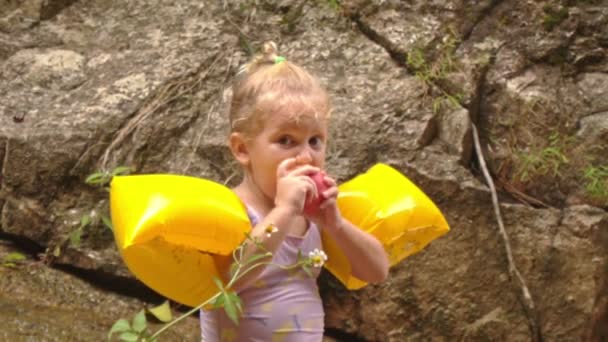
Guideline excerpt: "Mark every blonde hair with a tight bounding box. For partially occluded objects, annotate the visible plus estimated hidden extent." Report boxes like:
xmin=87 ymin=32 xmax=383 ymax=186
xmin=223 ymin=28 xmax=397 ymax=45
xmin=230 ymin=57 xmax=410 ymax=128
xmin=229 ymin=42 xmax=331 ymax=136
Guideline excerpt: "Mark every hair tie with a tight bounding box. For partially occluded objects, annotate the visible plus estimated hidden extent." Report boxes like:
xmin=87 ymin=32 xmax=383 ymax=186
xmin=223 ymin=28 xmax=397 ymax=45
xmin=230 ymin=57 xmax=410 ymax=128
xmin=274 ymin=56 xmax=286 ymax=64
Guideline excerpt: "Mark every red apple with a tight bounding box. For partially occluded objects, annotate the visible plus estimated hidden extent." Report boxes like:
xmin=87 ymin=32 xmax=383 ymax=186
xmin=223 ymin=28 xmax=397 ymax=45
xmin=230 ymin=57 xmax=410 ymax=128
xmin=303 ymin=171 xmax=328 ymax=215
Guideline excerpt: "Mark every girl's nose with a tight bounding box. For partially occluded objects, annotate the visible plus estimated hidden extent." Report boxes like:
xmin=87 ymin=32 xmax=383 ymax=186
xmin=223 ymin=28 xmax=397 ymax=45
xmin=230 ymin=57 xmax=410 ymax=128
xmin=296 ymin=148 xmax=313 ymax=164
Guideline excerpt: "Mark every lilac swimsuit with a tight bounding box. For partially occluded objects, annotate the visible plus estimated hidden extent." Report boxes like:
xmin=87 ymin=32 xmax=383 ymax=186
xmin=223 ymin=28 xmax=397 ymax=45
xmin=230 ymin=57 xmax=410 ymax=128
xmin=200 ymin=207 xmax=324 ymax=342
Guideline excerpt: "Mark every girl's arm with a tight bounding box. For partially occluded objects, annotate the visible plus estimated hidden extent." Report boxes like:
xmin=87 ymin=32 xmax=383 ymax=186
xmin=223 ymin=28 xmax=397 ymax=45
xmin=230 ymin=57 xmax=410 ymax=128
xmin=311 ymin=176 xmax=390 ymax=284
xmin=323 ymin=218 xmax=389 ymax=283
xmin=225 ymin=159 xmax=320 ymax=291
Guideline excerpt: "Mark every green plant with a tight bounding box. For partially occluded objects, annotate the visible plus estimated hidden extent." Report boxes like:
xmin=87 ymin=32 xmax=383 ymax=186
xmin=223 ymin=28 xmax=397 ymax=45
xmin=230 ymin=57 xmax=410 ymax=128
xmin=542 ymin=5 xmax=569 ymax=31
xmin=431 ymin=92 xmax=463 ymax=114
xmin=51 ymin=214 xmax=92 ymax=257
xmin=86 ymin=166 xmax=133 ymax=189
xmin=406 ymin=47 xmax=433 ymax=83
xmin=406 ymin=33 xmax=459 ymax=84
xmin=406 ymin=31 xmax=462 ymax=113
xmin=70 ymin=215 xmax=90 ymax=247
xmin=108 ymin=233 xmax=325 ymax=341
xmin=108 ymin=302 xmax=173 ymax=341
xmin=326 ymin=0 xmax=340 ymax=10
xmin=83 ymin=166 xmax=132 ymax=236
xmin=514 ymin=133 xmax=570 ymax=182
xmin=108 ymin=310 xmax=150 ymax=342
xmin=52 ymin=210 xmax=114 ymax=258
xmin=583 ymin=165 xmax=608 ymax=199
xmin=49 ymin=167 xmax=130 ymax=259
xmin=1 ymin=252 xmax=26 ymax=268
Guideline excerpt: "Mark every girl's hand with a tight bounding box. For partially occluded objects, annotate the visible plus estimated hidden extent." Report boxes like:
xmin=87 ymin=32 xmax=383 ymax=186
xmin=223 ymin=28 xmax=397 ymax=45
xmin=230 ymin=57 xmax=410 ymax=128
xmin=274 ymin=158 xmax=319 ymax=215
xmin=306 ymin=174 xmax=342 ymax=232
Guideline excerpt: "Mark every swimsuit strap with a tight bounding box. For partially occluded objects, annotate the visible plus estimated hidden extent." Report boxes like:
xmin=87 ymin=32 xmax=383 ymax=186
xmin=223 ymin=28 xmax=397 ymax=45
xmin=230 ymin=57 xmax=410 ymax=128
xmin=245 ymin=205 xmax=261 ymax=226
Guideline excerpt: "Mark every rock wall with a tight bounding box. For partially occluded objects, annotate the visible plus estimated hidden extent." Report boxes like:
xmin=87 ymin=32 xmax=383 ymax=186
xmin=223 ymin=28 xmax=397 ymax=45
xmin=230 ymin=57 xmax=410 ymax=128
xmin=1 ymin=0 xmax=607 ymax=341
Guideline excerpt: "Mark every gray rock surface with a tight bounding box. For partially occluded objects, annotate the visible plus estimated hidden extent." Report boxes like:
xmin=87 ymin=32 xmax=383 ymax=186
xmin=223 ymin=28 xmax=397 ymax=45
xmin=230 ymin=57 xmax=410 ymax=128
xmin=1 ymin=0 xmax=606 ymax=341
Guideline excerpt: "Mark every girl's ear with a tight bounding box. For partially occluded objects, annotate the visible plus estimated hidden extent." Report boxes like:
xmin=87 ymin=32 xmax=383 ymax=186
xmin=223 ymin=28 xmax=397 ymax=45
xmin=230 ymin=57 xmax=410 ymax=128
xmin=229 ymin=132 xmax=250 ymax=167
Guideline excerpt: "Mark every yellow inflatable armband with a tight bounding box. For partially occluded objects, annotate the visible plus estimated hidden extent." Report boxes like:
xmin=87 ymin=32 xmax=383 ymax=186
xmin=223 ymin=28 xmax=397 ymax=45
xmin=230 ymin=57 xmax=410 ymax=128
xmin=110 ymin=164 xmax=449 ymax=307
xmin=323 ymin=163 xmax=450 ymax=289
xmin=110 ymin=174 xmax=250 ymax=307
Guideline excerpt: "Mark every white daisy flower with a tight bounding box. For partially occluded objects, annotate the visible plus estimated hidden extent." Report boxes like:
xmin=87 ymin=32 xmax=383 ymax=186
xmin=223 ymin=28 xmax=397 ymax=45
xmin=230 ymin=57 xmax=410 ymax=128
xmin=308 ymin=248 xmax=328 ymax=268
xmin=264 ymin=224 xmax=278 ymax=238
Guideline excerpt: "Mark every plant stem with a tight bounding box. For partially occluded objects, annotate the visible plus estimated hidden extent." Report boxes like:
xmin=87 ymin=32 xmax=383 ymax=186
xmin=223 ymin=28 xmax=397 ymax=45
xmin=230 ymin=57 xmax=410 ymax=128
xmin=148 ymin=245 xmax=310 ymax=340
xmin=148 ymin=292 xmax=221 ymax=340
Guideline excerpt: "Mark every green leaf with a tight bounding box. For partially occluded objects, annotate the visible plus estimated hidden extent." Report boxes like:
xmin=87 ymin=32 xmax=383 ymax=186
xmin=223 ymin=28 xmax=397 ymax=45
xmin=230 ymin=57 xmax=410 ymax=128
xmin=301 ymin=264 xmax=313 ymax=278
xmin=212 ymin=277 xmax=225 ymax=291
xmin=212 ymin=293 xmax=225 ymax=308
xmin=228 ymin=292 xmax=242 ymax=313
xmin=53 ymin=245 xmax=62 ymax=257
xmin=108 ymin=319 xmax=131 ymax=340
xmin=85 ymin=172 xmax=107 ymax=185
xmin=252 ymin=238 xmax=266 ymax=251
xmin=80 ymin=214 xmax=91 ymax=228
xmin=132 ymin=310 xmax=147 ymax=333
xmin=4 ymin=252 xmax=26 ymax=263
xmin=118 ymin=331 xmax=139 ymax=342
xmin=112 ymin=166 xmax=133 ymax=176
xmin=147 ymin=301 xmax=172 ymax=323
xmin=223 ymin=292 xmax=239 ymax=325
xmin=69 ymin=228 xmax=82 ymax=247
xmin=102 ymin=215 xmax=113 ymax=231
xmin=327 ymin=0 xmax=339 ymax=10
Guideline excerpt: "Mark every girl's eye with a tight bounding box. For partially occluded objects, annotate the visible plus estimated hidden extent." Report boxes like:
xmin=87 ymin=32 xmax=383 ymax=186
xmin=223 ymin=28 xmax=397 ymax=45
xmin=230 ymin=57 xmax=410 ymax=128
xmin=278 ymin=136 xmax=293 ymax=146
xmin=309 ymin=136 xmax=323 ymax=149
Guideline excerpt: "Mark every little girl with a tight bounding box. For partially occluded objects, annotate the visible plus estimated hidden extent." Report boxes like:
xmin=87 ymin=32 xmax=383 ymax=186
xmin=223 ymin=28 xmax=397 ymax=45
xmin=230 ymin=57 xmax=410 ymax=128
xmin=200 ymin=42 xmax=390 ymax=342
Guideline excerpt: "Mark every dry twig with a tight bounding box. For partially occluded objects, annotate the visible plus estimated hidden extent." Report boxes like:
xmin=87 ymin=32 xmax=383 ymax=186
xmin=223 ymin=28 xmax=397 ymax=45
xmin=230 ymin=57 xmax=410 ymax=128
xmin=182 ymin=49 xmax=235 ymax=174
xmin=471 ymin=123 xmax=541 ymax=342
xmin=499 ymin=180 xmax=552 ymax=209
xmin=100 ymin=53 xmax=223 ymax=170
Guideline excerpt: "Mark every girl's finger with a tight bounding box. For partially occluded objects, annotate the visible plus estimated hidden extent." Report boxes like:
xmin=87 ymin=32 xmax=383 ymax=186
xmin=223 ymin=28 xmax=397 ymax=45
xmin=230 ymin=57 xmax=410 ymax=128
xmin=322 ymin=175 xmax=337 ymax=187
xmin=276 ymin=158 xmax=298 ymax=177
xmin=319 ymin=197 xmax=336 ymax=210
xmin=287 ymin=164 xmax=320 ymax=177
xmin=322 ymin=186 xmax=338 ymax=200
xmin=299 ymin=175 xmax=318 ymax=200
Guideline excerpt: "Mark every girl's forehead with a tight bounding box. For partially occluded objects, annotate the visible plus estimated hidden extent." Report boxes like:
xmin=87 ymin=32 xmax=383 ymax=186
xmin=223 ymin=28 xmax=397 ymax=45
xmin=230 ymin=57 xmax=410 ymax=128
xmin=256 ymin=89 xmax=330 ymax=121
xmin=265 ymin=111 xmax=327 ymax=130
xmin=281 ymin=110 xmax=322 ymax=122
